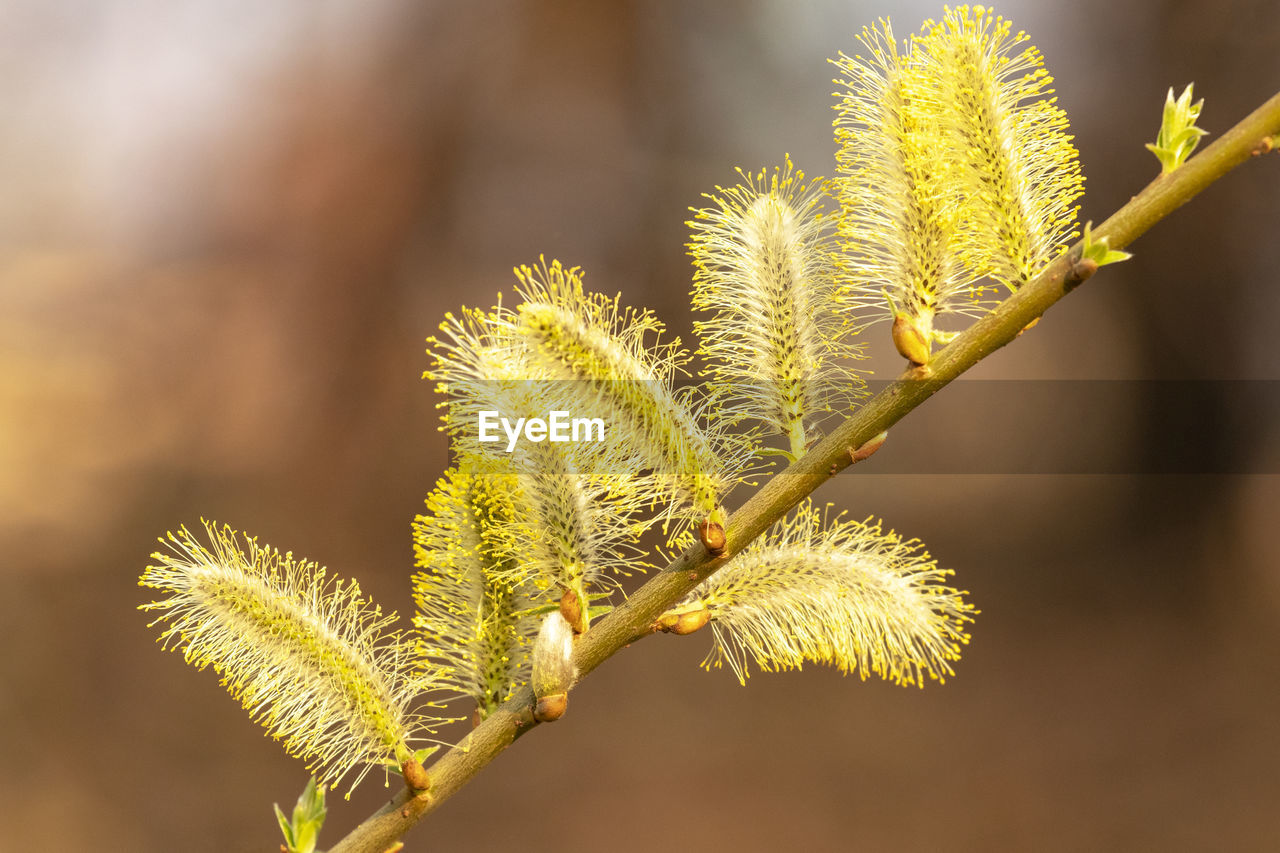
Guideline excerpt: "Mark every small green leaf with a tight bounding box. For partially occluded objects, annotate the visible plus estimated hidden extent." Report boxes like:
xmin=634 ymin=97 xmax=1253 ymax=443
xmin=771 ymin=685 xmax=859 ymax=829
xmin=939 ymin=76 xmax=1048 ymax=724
xmin=379 ymin=744 xmax=442 ymax=770
xmin=1146 ymin=84 xmax=1208 ymax=173
xmin=1080 ymin=221 xmax=1133 ymax=267
xmin=274 ymin=777 xmax=326 ymax=853
xmin=273 ymin=804 xmax=294 ymax=848
xmin=756 ymin=446 xmax=798 ymax=463
xmin=585 ymin=602 xmax=615 ymax=621
xmin=293 ymin=824 xmax=318 ymax=853
xmin=294 ymin=776 xmax=326 ymax=826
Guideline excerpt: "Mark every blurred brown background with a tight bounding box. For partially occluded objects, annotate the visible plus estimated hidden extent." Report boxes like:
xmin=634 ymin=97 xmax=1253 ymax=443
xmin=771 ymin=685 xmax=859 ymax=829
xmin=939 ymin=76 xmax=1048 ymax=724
xmin=2 ymin=1 xmax=1278 ymax=850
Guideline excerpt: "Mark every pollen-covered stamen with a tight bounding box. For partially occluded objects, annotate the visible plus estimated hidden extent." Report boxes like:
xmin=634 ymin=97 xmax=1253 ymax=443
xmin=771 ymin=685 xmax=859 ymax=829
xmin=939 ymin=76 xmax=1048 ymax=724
xmin=489 ymin=391 xmax=652 ymax=613
xmin=740 ymin=192 xmax=816 ymax=435
xmin=192 ymin=568 xmax=406 ymax=753
xmin=426 ymin=301 xmax=532 ymax=442
xmin=512 ymin=441 xmax=603 ymax=623
xmin=425 ymin=257 xmax=739 ymax=543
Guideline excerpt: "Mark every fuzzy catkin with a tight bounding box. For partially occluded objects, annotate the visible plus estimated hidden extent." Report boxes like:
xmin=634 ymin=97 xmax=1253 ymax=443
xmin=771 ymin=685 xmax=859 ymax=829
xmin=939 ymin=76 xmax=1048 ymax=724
xmin=511 ymin=261 xmax=728 ymax=520
xmin=504 ymin=258 xmax=747 ymax=525
xmin=686 ymin=501 xmax=975 ymax=687
xmin=426 ymin=259 xmax=748 ymax=531
xmin=688 ymin=158 xmax=865 ymax=451
xmin=412 ymin=457 xmax=540 ymax=718
xmin=140 ymin=521 xmax=435 ymax=792
xmin=915 ymin=5 xmax=1083 ymax=290
xmin=506 ymin=438 xmax=649 ymax=596
xmin=833 ymin=19 xmax=981 ymax=344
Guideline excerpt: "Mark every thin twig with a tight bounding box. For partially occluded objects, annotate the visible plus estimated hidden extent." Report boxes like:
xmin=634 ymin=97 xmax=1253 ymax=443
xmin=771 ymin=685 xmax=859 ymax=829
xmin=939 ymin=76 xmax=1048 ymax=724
xmin=328 ymin=89 xmax=1280 ymax=853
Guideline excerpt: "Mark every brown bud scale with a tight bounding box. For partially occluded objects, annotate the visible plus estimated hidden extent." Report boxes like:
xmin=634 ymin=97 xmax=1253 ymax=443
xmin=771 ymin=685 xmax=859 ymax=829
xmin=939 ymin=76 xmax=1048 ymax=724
xmin=656 ymin=612 xmax=681 ymax=632
xmin=401 ymin=757 xmax=431 ymax=793
xmin=534 ymin=692 xmax=568 ymax=722
xmin=699 ymin=520 xmax=727 ymax=556
xmin=850 ymin=432 xmax=888 ymax=463
xmin=657 ymin=603 xmax=711 ymax=635
xmin=891 ymin=315 xmax=931 ymax=366
xmin=1064 ymin=257 xmax=1098 ymax=293
xmin=672 ymin=608 xmax=711 ymax=635
xmin=559 ymin=587 xmax=586 ymax=634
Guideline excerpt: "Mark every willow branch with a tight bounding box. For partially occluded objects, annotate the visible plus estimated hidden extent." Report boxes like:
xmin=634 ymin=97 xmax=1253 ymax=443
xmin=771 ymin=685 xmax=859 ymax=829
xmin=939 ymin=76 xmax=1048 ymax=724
xmin=328 ymin=89 xmax=1280 ymax=853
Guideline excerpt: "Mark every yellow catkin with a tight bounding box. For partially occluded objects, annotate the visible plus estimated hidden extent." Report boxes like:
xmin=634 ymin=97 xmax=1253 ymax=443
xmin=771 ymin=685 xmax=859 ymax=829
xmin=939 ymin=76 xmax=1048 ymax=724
xmin=506 ymin=439 xmax=650 ymax=597
xmin=685 ymin=501 xmax=975 ymax=687
xmin=916 ymin=5 xmax=1084 ymax=290
xmin=426 ymin=260 xmax=752 ymax=535
xmin=833 ymin=20 xmax=984 ymax=362
xmin=688 ymin=157 xmax=866 ymax=456
xmin=511 ymin=260 xmax=730 ymax=522
xmin=411 ymin=456 xmax=540 ymax=719
xmin=140 ymin=521 xmax=439 ymax=793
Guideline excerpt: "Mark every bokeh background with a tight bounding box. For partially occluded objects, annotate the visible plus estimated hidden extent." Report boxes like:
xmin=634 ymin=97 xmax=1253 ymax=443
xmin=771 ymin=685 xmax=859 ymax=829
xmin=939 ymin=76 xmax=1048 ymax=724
xmin=2 ymin=1 xmax=1278 ymax=850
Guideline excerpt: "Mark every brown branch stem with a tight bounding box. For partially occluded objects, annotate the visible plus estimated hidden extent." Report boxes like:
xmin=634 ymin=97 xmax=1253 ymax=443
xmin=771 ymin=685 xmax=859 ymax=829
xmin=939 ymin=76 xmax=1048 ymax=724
xmin=327 ymin=88 xmax=1280 ymax=853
